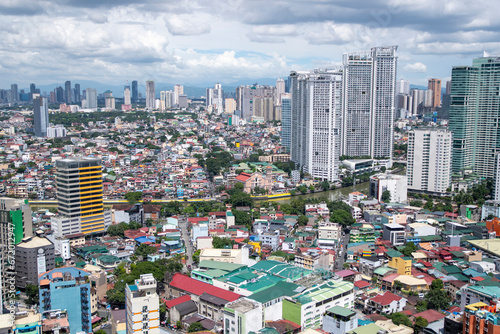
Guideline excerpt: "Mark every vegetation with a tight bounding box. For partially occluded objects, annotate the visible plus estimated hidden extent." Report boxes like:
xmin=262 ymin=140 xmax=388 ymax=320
xmin=401 ymin=242 xmax=417 ymax=257
xmin=26 ymin=284 xmax=39 ymax=305
xmin=297 ymin=215 xmax=309 ymax=226
xmin=188 ymin=322 xmax=204 ymax=332
xmin=388 ymin=312 xmax=412 ymax=327
xmin=327 ymin=201 xmax=355 ymax=226
xmin=414 ymin=316 xmax=429 ymax=333
xmin=107 ymin=221 xmax=142 ymax=238
xmin=424 ymin=279 xmax=451 ymax=310
xmin=212 ymin=236 xmax=235 ymax=249
xmin=381 ymin=190 xmax=391 ymax=202
xmin=125 ymin=191 xmax=143 ymax=204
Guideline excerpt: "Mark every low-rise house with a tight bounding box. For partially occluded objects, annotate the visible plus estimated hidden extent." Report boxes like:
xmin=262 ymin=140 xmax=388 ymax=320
xmin=365 ymin=291 xmax=407 ymax=314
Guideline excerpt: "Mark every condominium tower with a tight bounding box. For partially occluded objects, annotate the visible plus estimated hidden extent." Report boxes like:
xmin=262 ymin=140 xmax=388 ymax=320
xmin=449 ymin=55 xmax=500 ymax=178
xmin=126 ymin=274 xmax=160 ymax=334
xmin=33 ymin=96 xmax=49 ymax=137
xmin=341 ymin=46 xmax=398 ymax=160
xmin=146 ymin=80 xmax=155 ymax=109
xmin=407 ymin=128 xmax=452 ymax=194
xmin=428 ymin=78 xmax=442 ymax=108
xmin=51 ymin=157 xmax=111 ymax=237
xmin=290 ymin=69 xmax=343 ymax=182
xmin=281 ymin=93 xmax=292 ymax=150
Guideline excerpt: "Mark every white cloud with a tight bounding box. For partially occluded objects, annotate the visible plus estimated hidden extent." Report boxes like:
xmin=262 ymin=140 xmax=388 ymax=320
xmin=164 ymin=14 xmax=211 ymax=36
xmin=404 ymin=62 xmax=427 ymax=73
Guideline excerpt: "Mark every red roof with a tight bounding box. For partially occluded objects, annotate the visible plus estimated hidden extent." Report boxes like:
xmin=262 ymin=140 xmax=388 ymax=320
xmin=162 ymin=295 xmax=191 ymax=309
xmin=412 ymin=309 xmax=446 ymax=323
xmin=335 ymin=269 xmax=356 ymax=278
xmin=354 ymin=280 xmax=371 ymax=289
xmin=370 ymin=291 xmax=402 ymax=306
xmin=235 ymin=172 xmax=251 ymax=182
xmin=169 ymin=273 xmax=240 ymax=302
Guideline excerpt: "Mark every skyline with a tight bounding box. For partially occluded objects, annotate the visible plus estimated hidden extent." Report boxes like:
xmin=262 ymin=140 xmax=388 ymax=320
xmin=1 ymin=0 xmax=499 ymax=87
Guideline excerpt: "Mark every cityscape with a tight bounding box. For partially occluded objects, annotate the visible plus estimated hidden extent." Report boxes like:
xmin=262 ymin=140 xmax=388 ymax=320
xmin=1 ymin=1 xmax=500 ymax=334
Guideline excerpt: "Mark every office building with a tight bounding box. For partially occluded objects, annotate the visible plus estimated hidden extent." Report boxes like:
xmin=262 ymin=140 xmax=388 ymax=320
xmin=64 ymin=81 xmax=71 ymax=103
xmin=123 ymin=86 xmax=131 ymax=105
xmin=132 ymin=80 xmax=138 ymax=102
xmin=178 ymin=94 xmax=188 ymax=109
xmin=396 ymin=79 xmax=410 ymax=95
xmin=236 ymin=85 xmax=275 ymax=120
xmin=342 ymin=46 xmax=398 ymax=160
xmin=51 ymin=157 xmax=111 ymax=237
xmin=450 ymin=55 xmax=500 ymax=178
xmin=126 ymin=274 xmax=160 ymax=334
xmin=39 ymin=267 xmax=92 ymax=334
xmin=290 ymin=69 xmax=342 ymax=182
xmin=383 ymin=223 xmax=406 ymax=246
xmin=424 ymin=89 xmax=433 ymax=108
xmin=33 ymin=96 xmax=49 ymax=137
xmin=495 ymin=154 xmax=500 ymax=201
xmin=174 ymin=84 xmax=184 ymax=106
xmin=104 ymin=90 xmax=115 ymax=110
xmin=74 ymin=83 xmax=80 ymax=103
xmin=146 ymin=80 xmax=155 ymax=109
xmin=369 ymin=173 xmax=407 ymax=203
xmin=275 ymin=78 xmax=286 ymax=104
xmin=206 ymin=83 xmax=223 ymax=113
xmin=29 ymin=83 xmax=36 ymax=100
xmin=85 ymin=88 xmax=97 ymax=109
xmin=225 ymin=98 xmax=236 ymax=114
xmin=15 ymin=234 xmax=55 ymax=288
xmin=428 ymin=78 xmax=442 ymax=108
xmin=407 ymin=128 xmax=452 ymax=194
xmin=11 ymin=84 xmax=18 ymax=103
xmin=55 ymin=86 xmax=64 ymax=103
xmin=281 ymin=93 xmax=292 ymax=150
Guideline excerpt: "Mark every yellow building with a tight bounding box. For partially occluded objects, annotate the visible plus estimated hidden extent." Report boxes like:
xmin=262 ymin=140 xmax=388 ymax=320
xmin=248 ymin=241 xmax=261 ymax=254
xmin=393 ymin=275 xmax=429 ymax=292
xmin=388 ymin=256 xmax=412 ymax=275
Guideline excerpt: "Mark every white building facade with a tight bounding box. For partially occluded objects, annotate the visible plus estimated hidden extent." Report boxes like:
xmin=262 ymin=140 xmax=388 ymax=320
xmin=125 ymin=274 xmax=160 ymax=334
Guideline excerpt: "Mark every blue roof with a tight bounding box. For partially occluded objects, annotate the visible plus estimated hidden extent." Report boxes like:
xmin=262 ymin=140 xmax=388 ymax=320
xmin=129 ymin=284 xmax=138 ymax=291
xmin=135 ymin=236 xmax=156 ymax=243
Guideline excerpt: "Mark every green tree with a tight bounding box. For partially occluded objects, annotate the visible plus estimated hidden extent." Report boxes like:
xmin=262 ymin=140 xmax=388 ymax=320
xmin=308 ymin=185 xmax=315 ymax=192
xmin=320 ymin=180 xmax=330 ymax=191
xmin=410 ymin=200 xmax=423 ymax=207
xmin=135 ymin=244 xmax=157 ymax=258
xmin=329 ymin=209 xmax=355 ymax=226
xmin=424 ymin=200 xmax=434 ymax=211
xmin=232 ymin=210 xmax=252 ymax=229
xmin=381 ymin=190 xmax=391 ymax=202
xmin=425 ymin=279 xmax=451 ymax=310
xmin=192 ymin=249 xmax=201 ymax=263
xmin=390 ymin=312 xmax=412 ymax=327
xmin=107 ymin=222 xmax=128 ymax=237
xmin=401 ymin=242 xmax=417 ymax=257
xmin=297 ymin=215 xmax=309 ymax=226
xmin=188 ymin=322 xmax=204 ymax=332
xmin=125 ymin=191 xmax=143 ymax=204
xmin=95 ymin=330 xmax=106 ymax=334
xmin=26 ymin=284 xmax=39 ymax=305
xmin=414 ymin=316 xmax=429 ymax=333
xmin=176 ymin=321 xmax=182 ymax=329
xmin=229 ymin=191 xmax=253 ymax=207
xmin=297 ymin=185 xmax=308 ymax=194
xmin=212 ymin=236 xmax=235 ymax=249
xmin=416 ymin=300 xmax=428 ymax=313
xmin=393 ymin=280 xmax=403 ymax=292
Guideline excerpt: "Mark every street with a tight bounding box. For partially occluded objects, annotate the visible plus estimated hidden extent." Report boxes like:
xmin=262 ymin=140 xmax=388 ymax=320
xmin=333 ymin=229 xmax=350 ymax=270
xmin=178 ymin=215 xmax=194 ymax=271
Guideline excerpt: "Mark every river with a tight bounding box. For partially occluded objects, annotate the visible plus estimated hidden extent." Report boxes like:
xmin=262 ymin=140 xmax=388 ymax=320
xmin=261 ymin=181 xmax=370 ymax=204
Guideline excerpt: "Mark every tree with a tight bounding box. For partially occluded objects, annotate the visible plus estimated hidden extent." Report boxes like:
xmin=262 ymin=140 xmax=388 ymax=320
xmin=390 ymin=312 xmax=412 ymax=327
xmin=192 ymin=249 xmax=201 ymax=263
xmin=320 ymin=180 xmax=330 ymax=191
xmin=297 ymin=215 xmax=309 ymax=226
xmin=401 ymin=242 xmax=417 ymax=257
xmin=308 ymin=185 xmax=315 ymax=192
xmin=297 ymin=185 xmax=308 ymax=194
xmin=393 ymin=280 xmax=403 ymax=292
xmin=330 ymin=209 xmax=355 ymax=226
xmin=135 ymin=243 xmax=157 ymax=258
xmin=425 ymin=279 xmax=451 ymax=310
xmin=228 ymin=191 xmax=253 ymax=208
xmin=95 ymin=330 xmax=106 ymax=334
xmin=424 ymin=200 xmax=434 ymax=211
xmin=213 ymin=236 xmax=235 ymax=249
xmin=232 ymin=210 xmax=252 ymax=229
xmin=188 ymin=322 xmax=204 ymax=332
xmin=26 ymin=284 xmax=39 ymax=305
xmin=416 ymin=300 xmax=428 ymax=313
xmin=410 ymin=200 xmax=423 ymax=207
xmin=381 ymin=166 xmax=386 ymax=173
xmin=125 ymin=191 xmax=143 ymax=204
xmin=381 ymin=190 xmax=391 ymax=202
xmin=414 ymin=316 xmax=429 ymax=333
xmin=176 ymin=321 xmax=182 ymax=329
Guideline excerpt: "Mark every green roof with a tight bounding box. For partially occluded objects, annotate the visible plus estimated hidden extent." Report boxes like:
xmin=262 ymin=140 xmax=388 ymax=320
xmin=450 ymin=273 xmax=469 ymax=282
xmin=75 ymin=261 xmax=86 ymax=268
xmin=98 ymin=254 xmax=120 ymax=263
xmin=442 ymin=265 xmax=461 ymax=274
xmin=294 ymin=279 xmax=354 ymax=304
xmin=327 ymin=306 xmax=356 ymax=318
xmin=347 ymin=323 xmax=383 ymax=334
xmin=247 ymin=281 xmax=301 ymax=304
xmin=198 ymin=260 xmax=246 ymax=272
xmin=374 ymin=267 xmax=395 ymax=276
xmin=385 ymin=249 xmax=404 ymax=258
xmin=420 ymin=235 xmax=442 ymax=242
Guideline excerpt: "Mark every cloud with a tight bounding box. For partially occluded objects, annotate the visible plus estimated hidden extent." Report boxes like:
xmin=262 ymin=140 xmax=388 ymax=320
xmin=87 ymin=13 xmax=108 ymax=24
xmin=164 ymin=15 xmax=211 ymax=36
xmin=404 ymin=62 xmax=427 ymax=73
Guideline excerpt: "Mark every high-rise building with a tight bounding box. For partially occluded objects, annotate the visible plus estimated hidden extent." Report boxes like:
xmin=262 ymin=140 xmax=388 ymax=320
xmin=39 ymin=267 xmax=92 ymax=333
xmin=74 ymin=83 xmax=81 ymax=103
xmin=174 ymin=84 xmax=184 ymax=106
xmin=159 ymin=91 xmax=166 ymax=111
xmin=10 ymin=84 xmax=18 ymax=103
xmin=64 ymin=81 xmax=72 ymax=104
xmin=206 ymin=83 xmax=223 ymax=113
xmin=275 ymin=78 xmax=286 ymax=104
xmin=428 ymin=78 xmax=442 ymax=108
xmin=411 ymin=89 xmax=425 ymax=115
xmin=463 ymin=302 xmax=500 ymax=334
xmin=449 ymin=55 xmax=500 ymax=178
xmin=132 ymin=80 xmax=138 ymax=102
xmin=33 ymin=96 xmax=49 ymax=137
xmin=225 ymin=98 xmax=236 ymax=114
xmin=85 ymin=88 xmax=97 ymax=109
xmin=124 ymin=86 xmax=131 ymax=105
xmin=396 ymin=79 xmax=410 ymax=95
xmin=424 ymin=89 xmax=434 ymax=108
xmin=290 ymin=69 xmax=343 ymax=182
xmin=125 ymin=274 xmax=160 ymax=334
xmin=445 ymin=80 xmax=451 ymax=95
xmin=253 ymin=96 xmax=274 ymax=121
xmin=369 ymin=173 xmax=407 ymax=203
xmin=236 ymin=85 xmax=275 ymax=120
xmin=407 ymin=128 xmax=452 ymax=194
xmin=104 ymin=90 xmax=115 ymax=110
xmin=15 ymin=234 xmax=55 ymax=288
xmin=494 ymin=154 xmax=500 ymax=202
xmin=146 ymin=80 xmax=155 ymax=109
xmin=341 ymin=46 xmax=397 ymax=160
xmin=29 ymin=83 xmax=36 ymax=100
xmin=51 ymin=157 xmax=111 ymax=237
xmin=281 ymin=93 xmax=292 ymax=151
xmin=56 ymin=86 xmax=64 ymax=103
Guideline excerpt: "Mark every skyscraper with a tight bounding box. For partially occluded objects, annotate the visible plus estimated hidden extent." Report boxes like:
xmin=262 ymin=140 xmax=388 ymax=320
xmin=428 ymin=78 xmax=442 ymax=108
xmin=290 ymin=69 xmax=343 ymax=182
xmin=51 ymin=157 xmax=111 ymax=237
xmin=450 ymin=55 xmax=500 ymax=178
xmin=146 ymin=80 xmax=155 ymax=109
xmin=85 ymin=88 xmax=97 ymax=109
xmin=396 ymin=79 xmax=410 ymax=95
xmin=124 ymin=86 xmax=131 ymax=105
xmin=225 ymin=98 xmax=236 ymax=114
xmin=341 ymin=46 xmax=397 ymax=160
xmin=10 ymin=84 xmax=18 ymax=103
xmin=29 ymin=83 xmax=36 ymax=100
xmin=174 ymin=84 xmax=184 ymax=106
xmin=275 ymin=78 xmax=286 ymax=104
xmin=236 ymin=85 xmax=275 ymax=120
xmin=64 ymin=81 xmax=72 ymax=104
xmin=33 ymin=96 xmax=49 ymax=137
xmin=131 ymin=80 xmax=138 ymax=102
xmin=74 ymin=83 xmax=81 ymax=103
xmin=104 ymin=91 xmax=115 ymax=110
xmin=407 ymin=128 xmax=452 ymax=194
xmin=206 ymin=83 xmax=223 ymax=113
xmin=281 ymin=93 xmax=292 ymax=151
xmin=56 ymin=86 xmax=64 ymax=103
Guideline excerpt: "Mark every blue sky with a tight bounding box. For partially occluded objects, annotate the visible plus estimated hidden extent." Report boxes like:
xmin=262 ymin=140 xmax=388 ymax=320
xmin=1 ymin=0 xmax=499 ymax=89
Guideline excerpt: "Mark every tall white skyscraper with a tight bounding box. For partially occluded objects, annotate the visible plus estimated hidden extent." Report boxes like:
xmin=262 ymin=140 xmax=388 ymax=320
xmin=281 ymin=93 xmax=292 ymax=150
xmin=225 ymin=98 xmax=236 ymax=114
xmin=160 ymin=91 xmax=166 ymax=111
xmin=290 ymin=69 xmax=343 ymax=181
xmin=206 ymin=83 xmax=223 ymax=113
xmin=85 ymin=88 xmax=97 ymax=109
xmin=342 ymin=46 xmax=398 ymax=160
xmin=407 ymin=128 xmax=452 ymax=194
xmin=275 ymin=78 xmax=286 ymax=104
xmin=396 ymin=79 xmax=410 ymax=95
xmin=146 ymin=80 xmax=155 ymax=109
xmin=174 ymin=84 xmax=184 ymax=106
xmin=124 ymin=86 xmax=131 ymax=105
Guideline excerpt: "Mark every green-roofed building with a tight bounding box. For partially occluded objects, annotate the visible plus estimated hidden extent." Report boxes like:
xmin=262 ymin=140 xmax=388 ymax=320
xmin=246 ymin=281 xmax=303 ymax=321
xmin=251 ymin=260 xmax=313 ymax=281
xmin=347 ymin=323 xmax=383 ymax=334
xmin=324 ymin=306 xmax=358 ymax=333
xmin=385 ymin=249 xmax=403 ymax=259
xmin=282 ymin=279 xmax=354 ymax=330
xmin=192 ymin=260 xmax=247 ymax=284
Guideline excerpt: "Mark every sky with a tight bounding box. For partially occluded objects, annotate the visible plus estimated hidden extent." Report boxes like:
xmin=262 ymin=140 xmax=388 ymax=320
xmin=1 ymin=0 xmax=500 ymax=90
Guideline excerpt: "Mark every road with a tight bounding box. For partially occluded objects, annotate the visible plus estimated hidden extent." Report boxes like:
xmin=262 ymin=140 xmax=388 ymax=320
xmin=179 ymin=215 xmax=194 ymax=270
xmin=333 ymin=229 xmax=350 ymax=270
